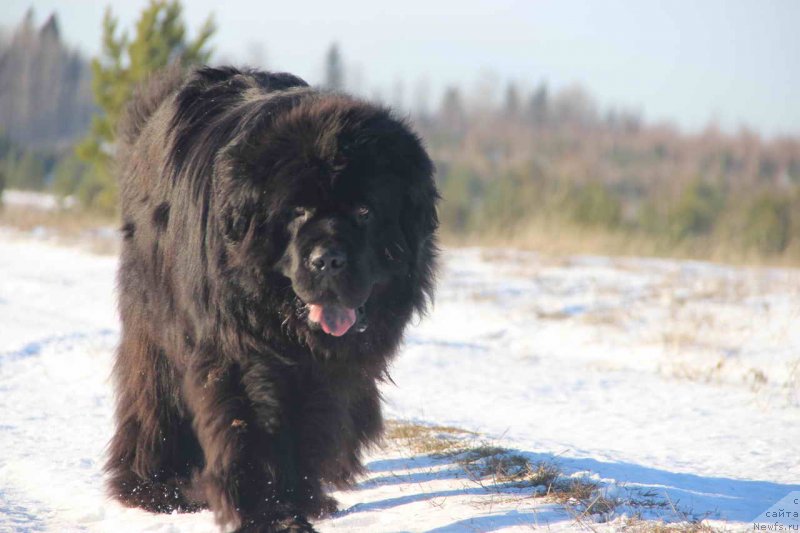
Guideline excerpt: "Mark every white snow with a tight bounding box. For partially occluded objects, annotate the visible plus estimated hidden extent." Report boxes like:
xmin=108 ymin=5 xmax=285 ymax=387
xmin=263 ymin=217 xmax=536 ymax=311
xmin=1 ymin=234 xmax=798 ymax=532
xmin=1 ymin=190 xmax=76 ymax=211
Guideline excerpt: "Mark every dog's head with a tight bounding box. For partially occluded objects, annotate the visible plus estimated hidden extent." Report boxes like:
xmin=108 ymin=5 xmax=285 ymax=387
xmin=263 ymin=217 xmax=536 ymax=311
xmin=213 ymin=92 xmax=438 ymax=350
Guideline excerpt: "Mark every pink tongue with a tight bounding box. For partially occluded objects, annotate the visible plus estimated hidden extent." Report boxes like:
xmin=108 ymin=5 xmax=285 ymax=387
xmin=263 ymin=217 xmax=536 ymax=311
xmin=307 ymin=304 xmax=357 ymax=337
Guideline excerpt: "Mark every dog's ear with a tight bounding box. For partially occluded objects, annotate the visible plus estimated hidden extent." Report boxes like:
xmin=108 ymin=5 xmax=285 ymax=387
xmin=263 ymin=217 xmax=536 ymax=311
xmin=362 ymin=119 xmax=439 ymax=285
xmin=398 ymin=170 xmax=439 ymax=314
xmin=400 ymin=177 xmax=439 ymax=267
xmin=213 ymin=149 xmax=286 ymax=269
xmin=218 ymin=190 xmax=258 ymax=244
xmin=398 ymin=145 xmax=439 ymax=312
xmin=213 ymin=92 xmax=307 ymax=248
xmin=214 ymin=173 xmax=290 ymax=272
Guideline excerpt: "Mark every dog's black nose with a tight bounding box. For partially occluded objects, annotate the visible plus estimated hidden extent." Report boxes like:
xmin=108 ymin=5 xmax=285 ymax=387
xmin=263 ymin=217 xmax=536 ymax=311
xmin=309 ymin=246 xmax=347 ymax=274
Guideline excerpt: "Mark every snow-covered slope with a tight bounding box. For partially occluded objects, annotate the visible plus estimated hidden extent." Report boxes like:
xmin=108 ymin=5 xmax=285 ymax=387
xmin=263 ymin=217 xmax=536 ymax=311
xmin=1 ymin=232 xmax=798 ymax=532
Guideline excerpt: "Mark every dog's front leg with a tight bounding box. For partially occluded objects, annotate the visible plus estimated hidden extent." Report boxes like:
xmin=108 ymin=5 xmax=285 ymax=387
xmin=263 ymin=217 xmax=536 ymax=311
xmin=182 ymin=349 xmax=315 ymax=533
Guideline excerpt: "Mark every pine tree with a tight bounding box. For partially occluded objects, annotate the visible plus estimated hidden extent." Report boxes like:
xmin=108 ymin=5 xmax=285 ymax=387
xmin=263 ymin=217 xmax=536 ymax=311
xmin=324 ymin=43 xmax=344 ymax=91
xmin=528 ymin=84 xmax=549 ymax=126
xmin=440 ymin=87 xmax=465 ymax=131
xmin=503 ymin=82 xmax=520 ymax=118
xmin=76 ymin=0 xmax=214 ymax=214
xmin=0 ymin=167 xmax=6 ymax=206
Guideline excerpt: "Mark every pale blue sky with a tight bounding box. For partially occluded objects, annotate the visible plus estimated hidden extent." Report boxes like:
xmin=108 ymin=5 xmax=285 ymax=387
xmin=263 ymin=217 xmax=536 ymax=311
xmin=3 ymin=0 xmax=799 ymax=136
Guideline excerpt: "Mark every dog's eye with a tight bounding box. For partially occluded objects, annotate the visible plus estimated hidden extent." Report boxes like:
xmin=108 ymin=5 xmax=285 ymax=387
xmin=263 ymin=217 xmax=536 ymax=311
xmin=355 ymin=205 xmax=371 ymax=222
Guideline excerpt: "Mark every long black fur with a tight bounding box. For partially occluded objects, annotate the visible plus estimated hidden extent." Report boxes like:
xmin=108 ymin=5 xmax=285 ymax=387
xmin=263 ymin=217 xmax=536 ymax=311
xmin=107 ymin=65 xmax=438 ymax=532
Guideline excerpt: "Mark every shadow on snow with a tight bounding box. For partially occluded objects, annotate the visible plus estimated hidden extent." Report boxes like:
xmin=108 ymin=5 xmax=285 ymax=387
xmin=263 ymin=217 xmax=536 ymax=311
xmin=344 ymin=446 xmax=797 ymax=531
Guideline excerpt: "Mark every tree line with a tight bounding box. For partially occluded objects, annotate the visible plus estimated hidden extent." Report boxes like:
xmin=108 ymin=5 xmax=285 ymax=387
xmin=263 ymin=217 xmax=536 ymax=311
xmin=0 ymin=9 xmax=94 ymax=199
xmin=2 ymin=2 xmax=800 ymax=262
xmin=414 ymin=82 xmax=800 ymax=259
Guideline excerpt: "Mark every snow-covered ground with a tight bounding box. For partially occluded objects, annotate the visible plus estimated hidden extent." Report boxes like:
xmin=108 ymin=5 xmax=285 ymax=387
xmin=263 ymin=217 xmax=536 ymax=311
xmin=1 ymin=230 xmax=798 ymax=532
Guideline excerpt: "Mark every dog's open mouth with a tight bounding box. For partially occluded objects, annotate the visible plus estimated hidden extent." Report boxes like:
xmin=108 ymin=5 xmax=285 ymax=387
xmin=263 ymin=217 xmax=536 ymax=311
xmin=307 ymin=303 xmax=367 ymax=336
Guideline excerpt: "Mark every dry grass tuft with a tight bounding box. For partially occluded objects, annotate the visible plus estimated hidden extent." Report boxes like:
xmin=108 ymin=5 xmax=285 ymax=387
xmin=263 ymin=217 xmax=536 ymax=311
xmin=384 ymin=421 xmax=474 ymax=456
xmin=548 ymin=475 xmax=601 ymax=504
xmin=619 ymin=517 xmax=724 ymax=532
xmin=457 ymin=445 xmax=560 ymax=488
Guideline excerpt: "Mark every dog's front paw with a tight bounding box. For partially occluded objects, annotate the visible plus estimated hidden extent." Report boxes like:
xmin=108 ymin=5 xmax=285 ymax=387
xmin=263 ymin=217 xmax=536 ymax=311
xmin=274 ymin=515 xmax=317 ymax=533
xmin=308 ymin=495 xmax=338 ymax=519
xmin=235 ymin=514 xmax=317 ymax=533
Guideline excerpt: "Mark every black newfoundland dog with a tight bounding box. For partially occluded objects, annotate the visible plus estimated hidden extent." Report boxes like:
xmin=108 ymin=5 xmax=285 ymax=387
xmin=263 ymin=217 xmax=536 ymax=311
xmin=107 ymin=65 xmax=438 ymax=532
